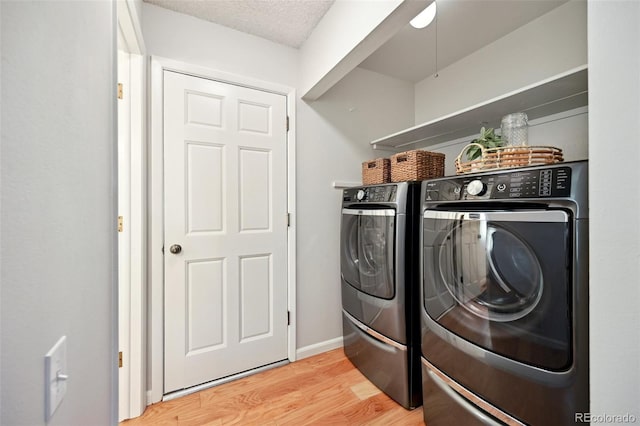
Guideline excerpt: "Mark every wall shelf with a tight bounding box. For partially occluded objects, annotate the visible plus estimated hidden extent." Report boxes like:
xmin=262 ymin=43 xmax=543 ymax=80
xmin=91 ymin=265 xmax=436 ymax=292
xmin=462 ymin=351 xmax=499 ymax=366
xmin=333 ymin=181 xmax=361 ymax=189
xmin=371 ymin=65 xmax=588 ymax=150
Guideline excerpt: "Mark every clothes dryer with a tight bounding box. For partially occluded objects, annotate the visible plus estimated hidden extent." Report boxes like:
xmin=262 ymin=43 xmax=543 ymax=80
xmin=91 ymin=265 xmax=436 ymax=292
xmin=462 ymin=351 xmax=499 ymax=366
xmin=419 ymin=161 xmax=589 ymax=425
xmin=341 ymin=182 xmax=422 ymax=409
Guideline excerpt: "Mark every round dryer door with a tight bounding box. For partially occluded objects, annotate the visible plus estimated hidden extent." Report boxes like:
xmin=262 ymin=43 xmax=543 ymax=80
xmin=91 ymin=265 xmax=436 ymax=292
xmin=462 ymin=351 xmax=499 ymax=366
xmin=340 ymin=208 xmax=395 ymax=299
xmin=438 ymin=221 xmax=543 ymax=322
xmin=423 ymin=208 xmax=572 ymax=370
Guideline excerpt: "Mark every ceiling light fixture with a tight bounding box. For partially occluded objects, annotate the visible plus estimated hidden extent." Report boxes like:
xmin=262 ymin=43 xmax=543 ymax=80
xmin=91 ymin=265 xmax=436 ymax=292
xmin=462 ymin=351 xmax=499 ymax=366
xmin=410 ymin=1 xmax=437 ymax=29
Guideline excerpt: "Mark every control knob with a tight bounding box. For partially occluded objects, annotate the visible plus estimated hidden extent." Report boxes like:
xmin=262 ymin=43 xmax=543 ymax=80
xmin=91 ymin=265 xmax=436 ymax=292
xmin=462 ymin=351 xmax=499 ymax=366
xmin=356 ymin=190 xmax=366 ymax=201
xmin=466 ymin=180 xmax=487 ymax=196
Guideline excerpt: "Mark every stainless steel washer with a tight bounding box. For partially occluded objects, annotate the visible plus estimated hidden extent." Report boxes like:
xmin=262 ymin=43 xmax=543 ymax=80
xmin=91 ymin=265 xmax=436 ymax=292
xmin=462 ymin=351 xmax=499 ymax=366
xmin=340 ymin=182 xmax=422 ymax=409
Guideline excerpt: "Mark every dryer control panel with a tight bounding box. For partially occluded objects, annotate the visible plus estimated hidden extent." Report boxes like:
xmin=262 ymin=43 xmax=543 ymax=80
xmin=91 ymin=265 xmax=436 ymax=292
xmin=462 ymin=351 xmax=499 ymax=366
xmin=343 ymin=185 xmax=397 ymax=203
xmin=425 ymin=166 xmax=572 ymax=201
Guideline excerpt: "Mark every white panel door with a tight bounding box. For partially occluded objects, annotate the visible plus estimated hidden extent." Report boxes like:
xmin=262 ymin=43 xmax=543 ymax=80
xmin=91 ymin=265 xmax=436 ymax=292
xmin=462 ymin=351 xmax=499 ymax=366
xmin=163 ymin=70 xmax=288 ymax=393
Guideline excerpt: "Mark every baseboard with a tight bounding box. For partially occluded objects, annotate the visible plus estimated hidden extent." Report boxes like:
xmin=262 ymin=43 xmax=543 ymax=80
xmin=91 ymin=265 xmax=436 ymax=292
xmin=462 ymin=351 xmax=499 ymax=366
xmin=295 ymin=336 xmax=344 ymax=360
xmin=146 ymin=390 xmax=158 ymax=406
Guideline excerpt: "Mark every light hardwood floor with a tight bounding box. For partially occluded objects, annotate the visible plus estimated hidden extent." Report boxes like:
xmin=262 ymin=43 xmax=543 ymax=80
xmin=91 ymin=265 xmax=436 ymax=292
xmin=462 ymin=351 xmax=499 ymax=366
xmin=122 ymin=348 xmax=425 ymax=425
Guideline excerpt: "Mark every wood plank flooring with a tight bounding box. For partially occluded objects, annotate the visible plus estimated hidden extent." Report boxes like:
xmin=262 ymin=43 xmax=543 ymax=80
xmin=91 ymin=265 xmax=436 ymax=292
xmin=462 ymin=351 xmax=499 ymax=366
xmin=122 ymin=348 xmax=425 ymax=425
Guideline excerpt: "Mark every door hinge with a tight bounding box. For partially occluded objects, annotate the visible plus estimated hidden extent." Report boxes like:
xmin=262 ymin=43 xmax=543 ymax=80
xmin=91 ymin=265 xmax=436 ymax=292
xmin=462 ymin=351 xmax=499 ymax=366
xmin=119 ymin=351 xmax=123 ymax=368
xmin=287 ymin=311 xmax=291 ymax=326
xmin=286 ymin=116 xmax=290 ymax=132
xmin=287 ymin=213 xmax=291 ymax=227
xmin=117 ymin=83 xmax=123 ymax=100
xmin=118 ymin=216 xmax=124 ymax=233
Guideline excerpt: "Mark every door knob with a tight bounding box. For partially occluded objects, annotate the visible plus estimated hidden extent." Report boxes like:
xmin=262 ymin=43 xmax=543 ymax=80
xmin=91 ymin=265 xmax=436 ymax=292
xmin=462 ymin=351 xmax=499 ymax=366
xmin=169 ymin=244 xmax=182 ymax=254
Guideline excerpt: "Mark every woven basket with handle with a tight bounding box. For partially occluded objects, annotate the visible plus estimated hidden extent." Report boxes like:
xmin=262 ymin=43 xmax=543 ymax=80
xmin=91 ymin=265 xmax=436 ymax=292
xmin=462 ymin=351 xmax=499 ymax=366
xmin=455 ymin=143 xmax=564 ymax=175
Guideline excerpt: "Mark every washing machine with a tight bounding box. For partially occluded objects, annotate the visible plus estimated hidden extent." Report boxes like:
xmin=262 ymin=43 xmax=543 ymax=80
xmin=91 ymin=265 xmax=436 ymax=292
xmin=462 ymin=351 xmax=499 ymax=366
xmin=340 ymin=182 xmax=422 ymax=409
xmin=419 ymin=161 xmax=589 ymax=425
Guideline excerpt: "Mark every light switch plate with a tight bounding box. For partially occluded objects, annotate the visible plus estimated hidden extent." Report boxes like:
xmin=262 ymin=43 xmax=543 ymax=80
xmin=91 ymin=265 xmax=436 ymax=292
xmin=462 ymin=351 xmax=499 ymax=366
xmin=45 ymin=336 xmax=67 ymax=421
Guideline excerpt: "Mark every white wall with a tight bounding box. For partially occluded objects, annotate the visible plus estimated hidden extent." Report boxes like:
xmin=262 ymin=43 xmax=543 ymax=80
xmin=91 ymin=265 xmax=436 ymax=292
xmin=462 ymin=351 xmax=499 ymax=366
xmin=131 ymin=0 xmax=143 ymax=25
xmin=414 ymin=0 xmax=587 ymax=125
xmin=588 ymin=0 xmax=640 ymax=419
xmin=142 ymin=3 xmax=297 ymax=86
xmin=300 ymin=0 xmax=402 ymax=98
xmin=297 ymin=67 xmax=414 ymax=349
xmin=408 ymin=0 xmax=588 ymax=175
xmin=1 ymin=2 xmax=117 ymax=425
xmin=299 ymin=0 xmax=428 ymax=100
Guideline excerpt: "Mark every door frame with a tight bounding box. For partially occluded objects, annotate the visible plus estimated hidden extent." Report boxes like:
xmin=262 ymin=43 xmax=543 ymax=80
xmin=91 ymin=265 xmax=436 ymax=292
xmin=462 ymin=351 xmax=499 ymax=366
xmin=148 ymin=56 xmax=297 ymax=403
xmin=117 ymin=0 xmax=146 ymax=419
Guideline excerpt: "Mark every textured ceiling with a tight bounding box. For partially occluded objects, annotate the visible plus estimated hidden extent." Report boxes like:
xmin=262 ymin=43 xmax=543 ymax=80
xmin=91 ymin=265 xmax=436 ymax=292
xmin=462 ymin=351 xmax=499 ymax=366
xmin=143 ymin=0 xmax=335 ymax=48
xmin=145 ymin=0 xmax=568 ymax=83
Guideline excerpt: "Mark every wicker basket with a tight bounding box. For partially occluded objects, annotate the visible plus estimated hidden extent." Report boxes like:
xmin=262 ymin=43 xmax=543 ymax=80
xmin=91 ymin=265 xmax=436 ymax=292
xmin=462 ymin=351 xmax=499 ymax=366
xmin=390 ymin=150 xmax=445 ymax=182
xmin=362 ymin=158 xmax=391 ymax=185
xmin=455 ymin=143 xmax=564 ymax=175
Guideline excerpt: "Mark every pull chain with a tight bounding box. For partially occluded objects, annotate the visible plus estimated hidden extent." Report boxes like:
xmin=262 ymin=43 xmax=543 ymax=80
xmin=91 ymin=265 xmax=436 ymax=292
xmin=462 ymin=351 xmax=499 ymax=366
xmin=434 ymin=0 xmax=439 ymax=78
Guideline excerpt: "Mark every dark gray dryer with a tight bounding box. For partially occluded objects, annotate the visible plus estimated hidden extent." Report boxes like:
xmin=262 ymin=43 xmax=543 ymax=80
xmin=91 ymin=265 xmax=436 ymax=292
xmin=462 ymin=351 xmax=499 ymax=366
xmin=419 ymin=161 xmax=589 ymax=425
xmin=340 ymin=182 xmax=422 ymax=409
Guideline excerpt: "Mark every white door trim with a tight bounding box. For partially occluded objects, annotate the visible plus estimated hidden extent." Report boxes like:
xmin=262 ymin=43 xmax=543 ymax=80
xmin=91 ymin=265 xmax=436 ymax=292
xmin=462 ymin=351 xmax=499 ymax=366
xmin=148 ymin=56 xmax=297 ymax=404
xmin=117 ymin=0 xmax=146 ymax=419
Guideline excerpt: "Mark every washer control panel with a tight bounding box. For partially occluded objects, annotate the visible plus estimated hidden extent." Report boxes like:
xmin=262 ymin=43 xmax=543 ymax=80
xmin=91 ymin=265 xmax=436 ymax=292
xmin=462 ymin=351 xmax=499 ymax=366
xmin=344 ymin=185 xmax=397 ymax=203
xmin=424 ymin=166 xmax=572 ymax=201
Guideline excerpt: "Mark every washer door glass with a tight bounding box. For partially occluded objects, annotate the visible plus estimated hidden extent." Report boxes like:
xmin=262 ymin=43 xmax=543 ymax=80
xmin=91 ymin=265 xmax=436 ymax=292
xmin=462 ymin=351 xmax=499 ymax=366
xmin=439 ymin=221 xmax=543 ymax=322
xmin=340 ymin=209 xmax=395 ymax=299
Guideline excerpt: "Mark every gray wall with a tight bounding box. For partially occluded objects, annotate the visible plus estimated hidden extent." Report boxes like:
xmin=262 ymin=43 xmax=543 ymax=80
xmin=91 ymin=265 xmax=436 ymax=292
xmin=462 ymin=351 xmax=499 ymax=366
xmin=409 ymin=0 xmax=588 ymax=174
xmin=296 ymin=67 xmax=414 ymax=348
xmin=1 ymin=2 xmax=117 ymax=425
xmin=414 ymin=0 xmax=587 ymax=125
xmin=588 ymin=0 xmax=640 ymax=419
xmin=142 ymin=3 xmax=297 ymax=86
